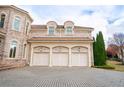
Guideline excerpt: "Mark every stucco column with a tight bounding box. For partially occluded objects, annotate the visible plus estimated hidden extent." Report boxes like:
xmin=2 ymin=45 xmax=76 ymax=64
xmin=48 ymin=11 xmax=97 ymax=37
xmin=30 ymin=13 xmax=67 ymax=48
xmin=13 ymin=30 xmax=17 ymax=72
xmin=27 ymin=43 xmax=31 ymax=64
xmin=69 ymin=47 xmax=72 ymax=67
xmin=91 ymin=43 xmax=94 ymax=66
xmin=88 ymin=46 xmax=91 ymax=67
xmin=49 ymin=47 xmax=52 ymax=67
xmin=30 ymin=45 xmax=33 ymax=66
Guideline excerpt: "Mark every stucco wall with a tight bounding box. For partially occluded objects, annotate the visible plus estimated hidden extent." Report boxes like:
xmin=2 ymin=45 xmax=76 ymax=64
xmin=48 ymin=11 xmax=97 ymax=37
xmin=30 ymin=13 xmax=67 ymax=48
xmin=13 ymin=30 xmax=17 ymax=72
xmin=0 ymin=6 xmax=32 ymax=66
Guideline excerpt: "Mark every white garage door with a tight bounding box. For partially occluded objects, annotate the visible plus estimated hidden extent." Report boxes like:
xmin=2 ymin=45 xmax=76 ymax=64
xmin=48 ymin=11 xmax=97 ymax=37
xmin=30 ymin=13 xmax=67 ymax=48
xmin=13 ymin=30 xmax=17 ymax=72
xmin=52 ymin=46 xmax=69 ymax=66
xmin=71 ymin=46 xmax=88 ymax=66
xmin=32 ymin=46 xmax=50 ymax=66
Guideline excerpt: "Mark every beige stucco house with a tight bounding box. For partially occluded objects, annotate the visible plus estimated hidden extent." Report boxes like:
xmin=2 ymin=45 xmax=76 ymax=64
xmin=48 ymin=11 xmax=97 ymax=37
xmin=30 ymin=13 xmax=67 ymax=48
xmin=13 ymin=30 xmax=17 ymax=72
xmin=0 ymin=5 xmax=94 ymax=67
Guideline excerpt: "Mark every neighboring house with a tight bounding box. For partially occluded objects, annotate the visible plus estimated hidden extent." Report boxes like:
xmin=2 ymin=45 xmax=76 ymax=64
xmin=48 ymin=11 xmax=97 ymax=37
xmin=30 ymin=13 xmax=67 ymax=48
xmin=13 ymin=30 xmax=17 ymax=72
xmin=0 ymin=5 xmax=94 ymax=67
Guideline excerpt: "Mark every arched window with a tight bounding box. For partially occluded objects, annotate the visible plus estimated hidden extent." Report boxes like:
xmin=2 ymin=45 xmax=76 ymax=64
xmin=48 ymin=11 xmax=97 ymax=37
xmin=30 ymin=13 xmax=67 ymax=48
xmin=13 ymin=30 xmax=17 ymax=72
xmin=47 ymin=21 xmax=57 ymax=35
xmin=0 ymin=14 xmax=5 ymax=28
xmin=9 ymin=41 xmax=17 ymax=58
xmin=13 ymin=16 xmax=21 ymax=31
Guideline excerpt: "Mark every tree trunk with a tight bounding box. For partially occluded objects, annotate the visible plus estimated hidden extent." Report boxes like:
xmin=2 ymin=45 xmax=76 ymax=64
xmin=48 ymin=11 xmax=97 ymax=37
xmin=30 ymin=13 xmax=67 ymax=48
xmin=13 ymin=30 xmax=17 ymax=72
xmin=120 ymin=48 xmax=124 ymax=65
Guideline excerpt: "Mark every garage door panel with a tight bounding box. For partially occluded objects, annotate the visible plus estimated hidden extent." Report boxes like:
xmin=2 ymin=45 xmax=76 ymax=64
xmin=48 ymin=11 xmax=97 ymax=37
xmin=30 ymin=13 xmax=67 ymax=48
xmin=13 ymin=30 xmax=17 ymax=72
xmin=71 ymin=53 xmax=79 ymax=66
xmin=32 ymin=46 xmax=50 ymax=66
xmin=52 ymin=53 xmax=68 ymax=66
xmin=52 ymin=46 xmax=69 ymax=66
xmin=81 ymin=53 xmax=88 ymax=66
xmin=32 ymin=53 xmax=49 ymax=66
xmin=71 ymin=52 xmax=88 ymax=66
xmin=71 ymin=46 xmax=88 ymax=66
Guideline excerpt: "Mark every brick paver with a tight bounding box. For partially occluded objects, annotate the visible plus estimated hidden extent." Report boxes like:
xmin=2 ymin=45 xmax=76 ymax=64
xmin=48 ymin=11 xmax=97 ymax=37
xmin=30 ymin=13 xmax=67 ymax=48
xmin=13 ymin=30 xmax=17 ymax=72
xmin=0 ymin=67 xmax=124 ymax=87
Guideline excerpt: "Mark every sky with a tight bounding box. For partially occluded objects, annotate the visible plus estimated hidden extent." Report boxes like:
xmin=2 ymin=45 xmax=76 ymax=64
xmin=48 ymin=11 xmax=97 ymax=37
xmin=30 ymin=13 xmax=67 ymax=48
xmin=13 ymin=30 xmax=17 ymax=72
xmin=18 ymin=5 xmax=124 ymax=45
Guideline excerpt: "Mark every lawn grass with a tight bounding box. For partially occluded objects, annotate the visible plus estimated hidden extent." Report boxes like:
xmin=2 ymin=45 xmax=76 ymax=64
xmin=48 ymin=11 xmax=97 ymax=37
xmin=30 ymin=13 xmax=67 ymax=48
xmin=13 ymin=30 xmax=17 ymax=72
xmin=93 ymin=60 xmax=124 ymax=72
xmin=107 ymin=60 xmax=124 ymax=72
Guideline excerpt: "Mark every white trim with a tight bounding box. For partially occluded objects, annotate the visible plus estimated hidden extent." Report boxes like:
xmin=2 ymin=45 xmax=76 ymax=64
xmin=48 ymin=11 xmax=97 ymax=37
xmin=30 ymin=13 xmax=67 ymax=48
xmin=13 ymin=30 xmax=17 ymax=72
xmin=49 ymin=47 xmax=52 ymax=67
xmin=69 ymin=48 xmax=72 ymax=67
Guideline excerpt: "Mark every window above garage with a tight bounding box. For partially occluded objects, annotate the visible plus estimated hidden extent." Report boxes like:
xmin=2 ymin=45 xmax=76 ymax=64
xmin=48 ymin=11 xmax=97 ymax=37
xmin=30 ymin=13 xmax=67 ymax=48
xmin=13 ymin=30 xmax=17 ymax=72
xmin=46 ymin=21 xmax=57 ymax=36
xmin=65 ymin=26 xmax=74 ymax=35
xmin=64 ymin=21 xmax=74 ymax=35
xmin=48 ymin=26 xmax=55 ymax=35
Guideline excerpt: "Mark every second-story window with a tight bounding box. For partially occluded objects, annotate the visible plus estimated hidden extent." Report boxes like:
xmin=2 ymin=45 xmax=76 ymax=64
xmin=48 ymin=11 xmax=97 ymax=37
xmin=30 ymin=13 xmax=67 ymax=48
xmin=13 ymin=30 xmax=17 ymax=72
xmin=0 ymin=14 xmax=5 ymax=28
xmin=48 ymin=27 xmax=54 ymax=35
xmin=13 ymin=16 xmax=20 ymax=31
xmin=66 ymin=27 xmax=73 ymax=34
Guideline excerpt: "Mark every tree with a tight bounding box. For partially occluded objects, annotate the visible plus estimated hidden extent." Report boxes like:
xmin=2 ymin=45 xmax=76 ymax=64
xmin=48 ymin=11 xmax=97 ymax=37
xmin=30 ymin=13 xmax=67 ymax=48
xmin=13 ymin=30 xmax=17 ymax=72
xmin=93 ymin=31 xmax=107 ymax=66
xmin=99 ymin=31 xmax=106 ymax=64
xmin=108 ymin=33 xmax=124 ymax=64
xmin=107 ymin=44 xmax=119 ymax=58
xmin=93 ymin=37 xmax=97 ymax=65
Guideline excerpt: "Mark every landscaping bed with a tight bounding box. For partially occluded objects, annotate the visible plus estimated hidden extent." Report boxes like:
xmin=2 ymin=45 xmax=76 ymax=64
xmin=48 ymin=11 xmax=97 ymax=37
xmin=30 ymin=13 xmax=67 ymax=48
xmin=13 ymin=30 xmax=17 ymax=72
xmin=94 ymin=65 xmax=115 ymax=69
xmin=107 ymin=60 xmax=124 ymax=72
xmin=93 ymin=60 xmax=124 ymax=72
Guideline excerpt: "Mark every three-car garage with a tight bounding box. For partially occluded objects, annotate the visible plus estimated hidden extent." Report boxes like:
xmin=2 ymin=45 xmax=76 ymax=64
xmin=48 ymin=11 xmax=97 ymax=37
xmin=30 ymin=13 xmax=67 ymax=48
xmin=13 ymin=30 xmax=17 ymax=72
xmin=31 ymin=46 xmax=89 ymax=67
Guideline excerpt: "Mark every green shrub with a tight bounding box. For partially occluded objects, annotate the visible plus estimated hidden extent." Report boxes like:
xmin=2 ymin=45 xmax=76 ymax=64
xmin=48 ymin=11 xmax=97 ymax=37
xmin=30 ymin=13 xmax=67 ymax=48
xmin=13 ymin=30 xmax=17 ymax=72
xmin=93 ymin=65 xmax=115 ymax=69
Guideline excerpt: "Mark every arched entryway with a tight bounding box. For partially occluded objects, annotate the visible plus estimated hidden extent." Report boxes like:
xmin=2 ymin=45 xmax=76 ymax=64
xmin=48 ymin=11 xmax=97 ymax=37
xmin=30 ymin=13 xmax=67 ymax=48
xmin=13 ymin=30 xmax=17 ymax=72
xmin=32 ymin=46 xmax=50 ymax=66
xmin=71 ymin=46 xmax=88 ymax=66
xmin=52 ymin=46 xmax=69 ymax=66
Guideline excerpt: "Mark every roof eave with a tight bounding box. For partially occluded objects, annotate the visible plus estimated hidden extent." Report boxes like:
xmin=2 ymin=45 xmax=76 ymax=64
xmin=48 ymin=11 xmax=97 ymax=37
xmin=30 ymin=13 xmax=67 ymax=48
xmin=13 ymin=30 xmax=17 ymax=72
xmin=27 ymin=40 xmax=94 ymax=43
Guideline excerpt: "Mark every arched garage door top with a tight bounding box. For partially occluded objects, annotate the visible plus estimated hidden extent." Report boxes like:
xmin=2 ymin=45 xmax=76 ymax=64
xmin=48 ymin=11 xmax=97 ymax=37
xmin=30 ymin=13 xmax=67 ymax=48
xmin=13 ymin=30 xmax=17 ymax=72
xmin=71 ymin=46 xmax=88 ymax=66
xmin=32 ymin=46 xmax=50 ymax=66
xmin=52 ymin=46 xmax=69 ymax=53
xmin=71 ymin=46 xmax=88 ymax=53
xmin=33 ymin=46 xmax=50 ymax=53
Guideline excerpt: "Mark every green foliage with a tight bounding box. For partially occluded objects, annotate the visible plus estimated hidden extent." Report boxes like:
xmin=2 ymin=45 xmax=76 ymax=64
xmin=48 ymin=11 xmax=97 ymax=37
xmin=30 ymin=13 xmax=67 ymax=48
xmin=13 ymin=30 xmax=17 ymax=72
xmin=93 ymin=65 xmax=115 ymax=69
xmin=93 ymin=31 xmax=107 ymax=66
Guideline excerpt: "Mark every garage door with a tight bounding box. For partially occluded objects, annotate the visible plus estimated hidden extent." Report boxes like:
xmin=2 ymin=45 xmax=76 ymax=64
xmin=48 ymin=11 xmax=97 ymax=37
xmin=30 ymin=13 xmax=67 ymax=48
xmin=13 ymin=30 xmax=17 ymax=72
xmin=32 ymin=46 xmax=50 ymax=66
xmin=52 ymin=46 xmax=69 ymax=66
xmin=71 ymin=46 xmax=88 ymax=66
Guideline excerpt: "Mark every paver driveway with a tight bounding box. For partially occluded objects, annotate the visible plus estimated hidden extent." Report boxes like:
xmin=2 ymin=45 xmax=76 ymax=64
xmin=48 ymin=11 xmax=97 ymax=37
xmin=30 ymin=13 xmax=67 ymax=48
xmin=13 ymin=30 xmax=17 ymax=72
xmin=0 ymin=67 xmax=124 ymax=87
